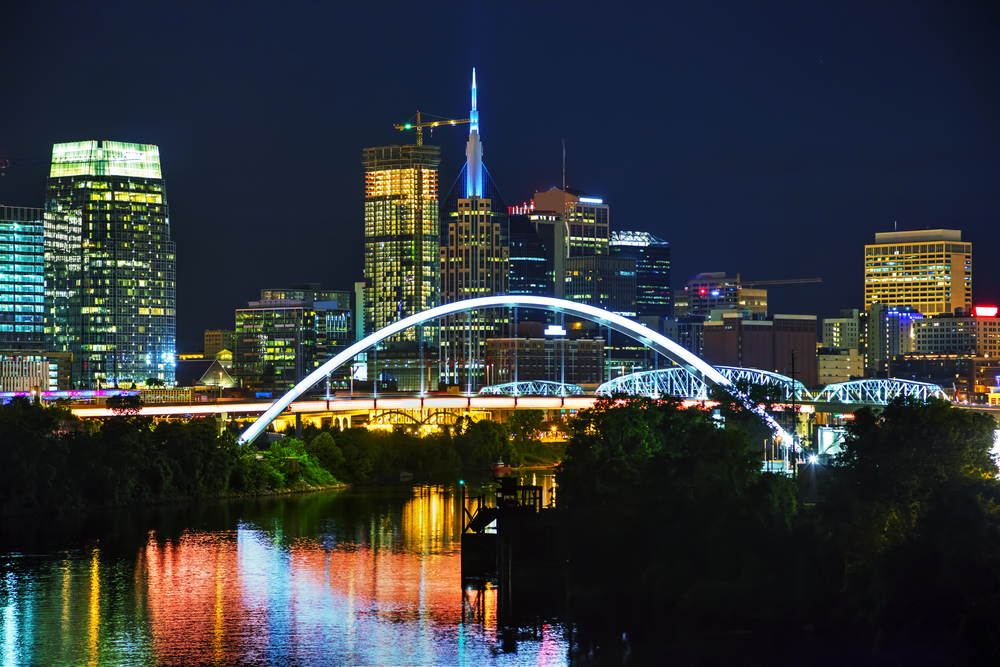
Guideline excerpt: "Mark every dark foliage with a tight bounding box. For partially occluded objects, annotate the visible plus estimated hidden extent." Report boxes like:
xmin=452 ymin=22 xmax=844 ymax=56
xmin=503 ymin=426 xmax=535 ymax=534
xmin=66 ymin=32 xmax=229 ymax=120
xmin=557 ymin=395 xmax=1000 ymax=662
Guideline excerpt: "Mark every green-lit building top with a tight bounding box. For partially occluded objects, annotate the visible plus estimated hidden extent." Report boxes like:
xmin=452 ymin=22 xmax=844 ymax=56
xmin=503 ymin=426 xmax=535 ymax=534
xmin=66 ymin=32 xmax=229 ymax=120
xmin=44 ymin=141 xmax=176 ymax=387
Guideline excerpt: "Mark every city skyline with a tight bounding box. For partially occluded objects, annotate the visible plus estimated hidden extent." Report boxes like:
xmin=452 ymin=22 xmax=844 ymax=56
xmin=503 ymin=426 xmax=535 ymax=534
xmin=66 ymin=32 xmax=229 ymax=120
xmin=2 ymin=2 xmax=998 ymax=351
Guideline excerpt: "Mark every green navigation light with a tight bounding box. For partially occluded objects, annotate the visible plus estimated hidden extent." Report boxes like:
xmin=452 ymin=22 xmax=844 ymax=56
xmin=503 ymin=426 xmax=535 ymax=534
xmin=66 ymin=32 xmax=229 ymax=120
xmin=405 ymin=124 xmax=412 ymax=129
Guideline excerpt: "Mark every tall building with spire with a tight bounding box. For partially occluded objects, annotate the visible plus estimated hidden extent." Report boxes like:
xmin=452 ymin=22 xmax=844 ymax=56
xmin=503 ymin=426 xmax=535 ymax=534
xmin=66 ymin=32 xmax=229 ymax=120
xmin=44 ymin=141 xmax=176 ymax=388
xmin=439 ymin=69 xmax=509 ymax=389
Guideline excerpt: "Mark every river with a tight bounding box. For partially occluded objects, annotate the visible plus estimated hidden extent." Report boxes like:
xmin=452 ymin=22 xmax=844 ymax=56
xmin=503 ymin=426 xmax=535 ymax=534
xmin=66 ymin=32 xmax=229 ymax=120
xmin=0 ymin=471 xmax=583 ymax=666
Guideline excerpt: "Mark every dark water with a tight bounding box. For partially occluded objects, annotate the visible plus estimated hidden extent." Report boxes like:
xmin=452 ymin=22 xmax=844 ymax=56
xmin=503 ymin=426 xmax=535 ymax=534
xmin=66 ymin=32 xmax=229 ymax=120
xmin=0 ymin=472 xmax=573 ymax=666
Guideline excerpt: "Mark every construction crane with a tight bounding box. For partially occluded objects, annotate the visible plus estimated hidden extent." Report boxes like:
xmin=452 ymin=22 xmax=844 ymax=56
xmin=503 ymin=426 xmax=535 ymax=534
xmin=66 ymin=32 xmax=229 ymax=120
xmin=0 ymin=158 xmax=48 ymax=174
xmin=394 ymin=111 xmax=471 ymax=146
xmin=735 ymin=274 xmax=822 ymax=288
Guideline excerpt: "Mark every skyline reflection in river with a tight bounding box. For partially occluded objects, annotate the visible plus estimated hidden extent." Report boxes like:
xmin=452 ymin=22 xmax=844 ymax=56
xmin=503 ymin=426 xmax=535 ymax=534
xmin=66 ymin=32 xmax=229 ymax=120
xmin=0 ymin=473 xmax=571 ymax=666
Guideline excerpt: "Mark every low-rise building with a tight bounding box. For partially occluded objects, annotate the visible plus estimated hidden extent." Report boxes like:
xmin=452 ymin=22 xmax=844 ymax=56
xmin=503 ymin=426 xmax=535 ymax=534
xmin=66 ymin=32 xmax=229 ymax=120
xmin=703 ymin=312 xmax=818 ymax=387
xmin=234 ymin=293 xmax=353 ymax=394
xmin=817 ymin=347 xmax=862 ymax=386
xmin=485 ymin=335 xmax=604 ymax=387
xmin=823 ymin=309 xmax=860 ymax=350
xmin=0 ymin=351 xmax=73 ymax=392
xmin=204 ymin=330 xmax=234 ymax=359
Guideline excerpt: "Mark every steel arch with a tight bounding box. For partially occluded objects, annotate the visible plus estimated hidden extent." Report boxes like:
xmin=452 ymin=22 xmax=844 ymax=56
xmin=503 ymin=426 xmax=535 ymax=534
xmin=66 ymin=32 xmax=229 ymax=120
xmin=812 ymin=379 xmax=949 ymax=405
xmin=237 ymin=295 xmax=793 ymax=445
xmin=368 ymin=410 xmax=465 ymax=427
xmin=596 ymin=366 xmax=813 ymax=401
xmin=479 ymin=380 xmax=586 ymax=397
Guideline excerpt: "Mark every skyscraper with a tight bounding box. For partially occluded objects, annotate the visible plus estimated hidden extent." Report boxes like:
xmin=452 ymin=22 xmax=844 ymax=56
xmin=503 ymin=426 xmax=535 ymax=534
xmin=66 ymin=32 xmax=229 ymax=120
xmin=532 ymin=187 xmax=609 ymax=257
xmin=609 ymin=231 xmax=671 ymax=317
xmin=864 ymin=230 xmax=972 ymax=316
xmin=362 ymin=141 xmax=440 ymax=390
xmin=0 ymin=207 xmax=45 ymax=350
xmin=439 ymin=70 xmax=508 ymax=389
xmin=44 ymin=141 xmax=176 ymax=387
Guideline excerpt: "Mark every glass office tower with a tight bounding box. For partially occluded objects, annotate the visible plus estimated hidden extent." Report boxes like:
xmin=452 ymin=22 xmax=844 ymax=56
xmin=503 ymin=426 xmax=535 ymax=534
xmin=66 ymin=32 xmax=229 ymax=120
xmin=610 ymin=231 xmax=671 ymax=317
xmin=0 ymin=207 xmax=45 ymax=350
xmin=44 ymin=141 xmax=176 ymax=387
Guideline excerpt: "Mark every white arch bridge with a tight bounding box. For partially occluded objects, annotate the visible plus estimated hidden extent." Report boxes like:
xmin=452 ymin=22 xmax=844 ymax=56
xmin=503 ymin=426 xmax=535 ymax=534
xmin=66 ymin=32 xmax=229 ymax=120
xmin=237 ymin=295 xmax=794 ymax=445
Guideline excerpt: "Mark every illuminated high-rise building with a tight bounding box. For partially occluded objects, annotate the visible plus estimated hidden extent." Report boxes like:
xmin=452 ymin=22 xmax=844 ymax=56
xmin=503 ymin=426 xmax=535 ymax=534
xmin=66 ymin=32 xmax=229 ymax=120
xmin=0 ymin=206 xmax=45 ymax=350
xmin=533 ymin=187 xmax=609 ymax=257
xmin=864 ymin=229 xmax=972 ymax=316
xmin=439 ymin=70 xmax=508 ymax=389
xmin=44 ymin=141 xmax=176 ymax=387
xmin=363 ymin=140 xmax=440 ymax=390
xmin=610 ymin=231 xmax=671 ymax=317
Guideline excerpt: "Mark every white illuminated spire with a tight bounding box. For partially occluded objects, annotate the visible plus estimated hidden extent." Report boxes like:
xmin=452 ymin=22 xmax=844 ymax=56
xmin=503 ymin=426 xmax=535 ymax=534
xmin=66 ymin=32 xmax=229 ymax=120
xmin=465 ymin=68 xmax=483 ymax=198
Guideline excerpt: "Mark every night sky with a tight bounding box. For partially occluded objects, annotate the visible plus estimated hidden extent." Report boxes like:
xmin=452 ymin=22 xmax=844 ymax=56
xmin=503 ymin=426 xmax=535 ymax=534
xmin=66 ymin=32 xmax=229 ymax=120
xmin=3 ymin=1 xmax=998 ymax=352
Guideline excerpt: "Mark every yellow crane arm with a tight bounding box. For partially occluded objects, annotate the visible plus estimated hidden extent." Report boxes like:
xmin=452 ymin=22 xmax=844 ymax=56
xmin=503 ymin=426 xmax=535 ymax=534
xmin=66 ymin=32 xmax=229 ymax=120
xmin=393 ymin=111 xmax=471 ymax=145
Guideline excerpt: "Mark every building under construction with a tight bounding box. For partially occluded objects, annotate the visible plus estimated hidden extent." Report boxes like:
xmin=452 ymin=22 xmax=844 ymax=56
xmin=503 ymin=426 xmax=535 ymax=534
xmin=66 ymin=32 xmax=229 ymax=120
xmin=362 ymin=143 xmax=441 ymax=391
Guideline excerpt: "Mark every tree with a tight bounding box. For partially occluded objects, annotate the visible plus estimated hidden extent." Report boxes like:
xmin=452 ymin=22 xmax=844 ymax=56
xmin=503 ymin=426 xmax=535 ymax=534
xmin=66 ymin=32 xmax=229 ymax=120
xmin=822 ymin=397 xmax=996 ymax=576
xmin=306 ymin=432 xmax=346 ymax=480
xmin=555 ymin=395 xmax=798 ymax=633
xmin=107 ymin=394 xmax=144 ymax=416
xmin=805 ymin=397 xmax=1000 ymax=658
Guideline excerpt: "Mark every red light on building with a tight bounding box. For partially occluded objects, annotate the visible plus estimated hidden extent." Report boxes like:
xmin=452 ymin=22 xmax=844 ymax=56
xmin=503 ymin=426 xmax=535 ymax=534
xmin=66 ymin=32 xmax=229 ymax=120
xmin=700 ymin=289 xmax=706 ymax=294
xmin=974 ymin=306 xmax=999 ymax=317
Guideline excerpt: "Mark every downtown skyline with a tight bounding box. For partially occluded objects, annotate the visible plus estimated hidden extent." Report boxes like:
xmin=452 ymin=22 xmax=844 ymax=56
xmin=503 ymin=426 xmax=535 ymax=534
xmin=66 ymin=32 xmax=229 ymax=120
xmin=2 ymin=1 xmax=998 ymax=351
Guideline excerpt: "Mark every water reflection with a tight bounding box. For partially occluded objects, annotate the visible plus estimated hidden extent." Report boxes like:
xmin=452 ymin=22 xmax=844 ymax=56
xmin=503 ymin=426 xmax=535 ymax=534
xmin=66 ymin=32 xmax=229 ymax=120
xmin=0 ymin=474 xmax=572 ymax=666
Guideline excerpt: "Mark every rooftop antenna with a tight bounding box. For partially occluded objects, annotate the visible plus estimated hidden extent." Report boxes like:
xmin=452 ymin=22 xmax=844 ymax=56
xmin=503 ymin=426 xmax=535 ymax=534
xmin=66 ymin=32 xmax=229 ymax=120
xmin=894 ymin=220 xmax=897 ymax=232
xmin=562 ymin=139 xmax=566 ymax=192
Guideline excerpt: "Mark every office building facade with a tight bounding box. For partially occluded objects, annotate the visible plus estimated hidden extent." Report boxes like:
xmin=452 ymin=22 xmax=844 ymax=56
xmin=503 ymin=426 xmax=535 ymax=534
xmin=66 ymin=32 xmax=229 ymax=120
xmin=817 ymin=347 xmax=863 ymax=386
xmin=485 ymin=336 xmax=605 ymax=386
xmin=362 ymin=143 xmax=439 ymax=390
xmin=508 ymin=214 xmax=550 ymax=296
xmin=565 ymin=255 xmax=637 ymax=316
xmin=703 ymin=313 xmax=818 ymax=387
xmin=0 ymin=207 xmax=45 ymax=350
xmin=204 ymin=329 xmax=235 ymax=359
xmin=676 ymin=272 xmax=767 ymax=318
xmin=864 ymin=229 xmax=972 ymax=316
xmin=533 ymin=187 xmax=609 ymax=257
xmin=44 ymin=141 xmax=176 ymax=387
xmin=610 ymin=231 xmax=671 ymax=317
xmin=234 ymin=297 xmax=353 ymax=394
xmin=822 ymin=309 xmax=860 ymax=350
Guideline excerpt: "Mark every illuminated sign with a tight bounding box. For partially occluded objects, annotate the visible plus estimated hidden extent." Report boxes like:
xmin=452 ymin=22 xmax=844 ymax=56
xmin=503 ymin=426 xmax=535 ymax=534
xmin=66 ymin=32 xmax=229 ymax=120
xmin=974 ymin=306 xmax=998 ymax=317
xmin=543 ymin=325 xmax=567 ymax=336
xmin=579 ymin=197 xmax=603 ymax=204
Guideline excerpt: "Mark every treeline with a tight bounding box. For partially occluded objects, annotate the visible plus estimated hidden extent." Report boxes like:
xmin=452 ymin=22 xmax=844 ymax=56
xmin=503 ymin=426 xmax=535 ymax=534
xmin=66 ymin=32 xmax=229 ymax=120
xmin=557 ymin=395 xmax=1000 ymax=664
xmin=0 ymin=397 xmax=559 ymax=515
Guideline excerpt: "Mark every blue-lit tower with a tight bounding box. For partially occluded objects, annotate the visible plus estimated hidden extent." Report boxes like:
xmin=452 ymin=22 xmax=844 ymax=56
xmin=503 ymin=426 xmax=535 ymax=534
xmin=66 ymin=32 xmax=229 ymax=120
xmin=466 ymin=69 xmax=483 ymax=198
xmin=439 ymin=69 xmax=509 ymax=389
